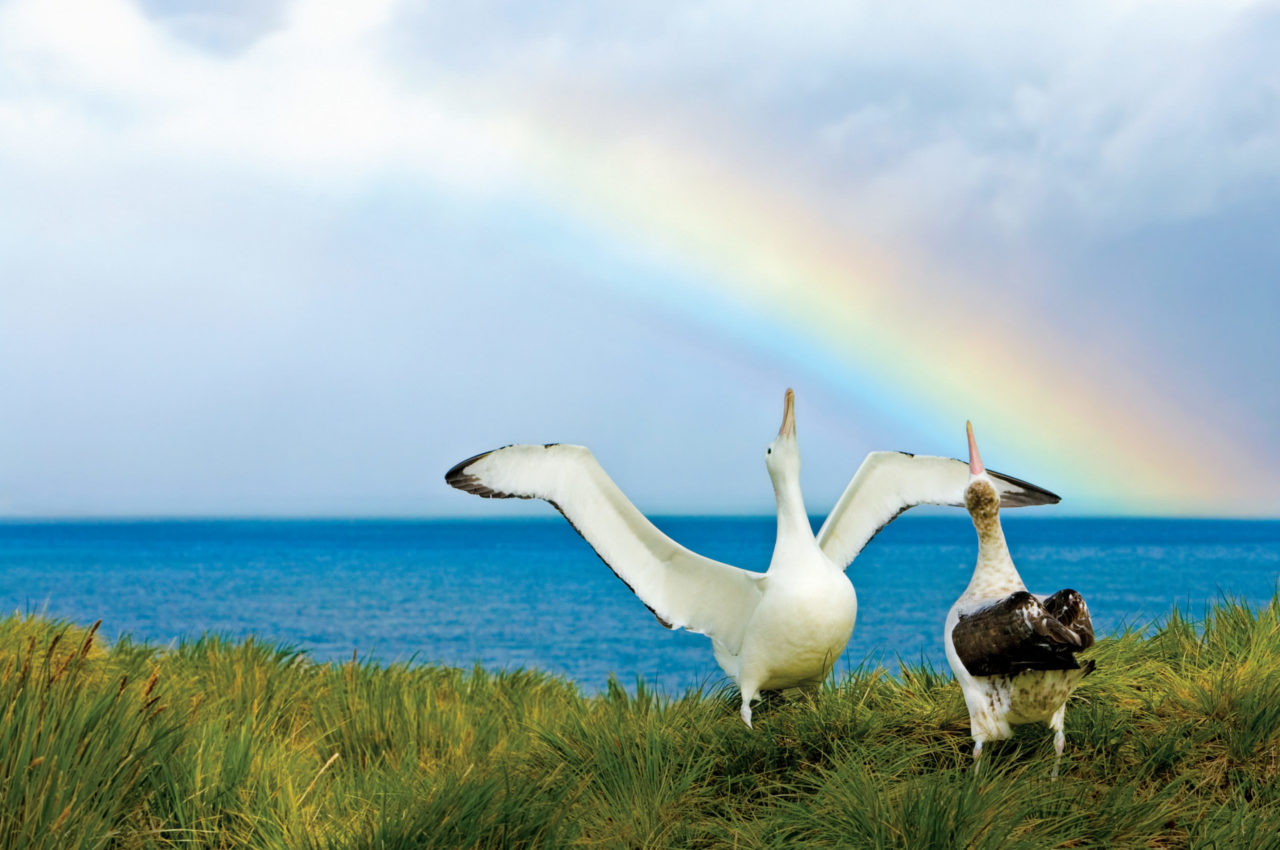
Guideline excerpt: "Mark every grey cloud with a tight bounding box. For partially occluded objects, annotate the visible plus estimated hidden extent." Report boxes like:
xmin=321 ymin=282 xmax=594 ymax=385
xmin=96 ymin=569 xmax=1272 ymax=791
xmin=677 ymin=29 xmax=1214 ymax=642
xmin=387 ymin=1 xmax=1280 ymax=239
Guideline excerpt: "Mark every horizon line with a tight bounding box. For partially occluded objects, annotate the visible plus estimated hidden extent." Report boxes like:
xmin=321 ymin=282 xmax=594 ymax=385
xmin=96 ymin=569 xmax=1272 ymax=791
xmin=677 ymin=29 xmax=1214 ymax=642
xmin=2 ymin=513 xmax=1277 ymax=523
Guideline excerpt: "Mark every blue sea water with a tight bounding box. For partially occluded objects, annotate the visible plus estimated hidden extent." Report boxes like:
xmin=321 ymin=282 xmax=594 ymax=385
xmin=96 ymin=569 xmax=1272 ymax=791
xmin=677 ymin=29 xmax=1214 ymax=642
xmin=1 ymin=517 xmax=1277 ymax=694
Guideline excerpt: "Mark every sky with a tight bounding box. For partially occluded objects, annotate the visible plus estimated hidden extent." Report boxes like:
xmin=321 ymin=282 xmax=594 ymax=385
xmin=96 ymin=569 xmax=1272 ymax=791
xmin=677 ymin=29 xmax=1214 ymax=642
xmin=1 ymin=0 xmax=1278 ymax=518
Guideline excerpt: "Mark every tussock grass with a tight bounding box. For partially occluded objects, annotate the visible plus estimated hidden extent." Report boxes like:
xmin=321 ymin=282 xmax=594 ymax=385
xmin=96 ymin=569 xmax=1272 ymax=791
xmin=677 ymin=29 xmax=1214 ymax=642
xmin=2 ymin=598 xmax=1279 ymax=848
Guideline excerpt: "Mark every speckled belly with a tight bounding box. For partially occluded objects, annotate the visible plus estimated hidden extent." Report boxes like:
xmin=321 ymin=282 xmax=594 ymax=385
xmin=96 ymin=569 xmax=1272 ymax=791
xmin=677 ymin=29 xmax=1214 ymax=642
xmin=982 ymin=670 xmax=1076 ymax=726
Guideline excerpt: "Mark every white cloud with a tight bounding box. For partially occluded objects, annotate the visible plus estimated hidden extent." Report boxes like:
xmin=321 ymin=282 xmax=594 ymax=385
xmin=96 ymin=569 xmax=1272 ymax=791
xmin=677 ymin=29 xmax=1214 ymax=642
xmin=0 ymin=0 xmax=535 ymax=197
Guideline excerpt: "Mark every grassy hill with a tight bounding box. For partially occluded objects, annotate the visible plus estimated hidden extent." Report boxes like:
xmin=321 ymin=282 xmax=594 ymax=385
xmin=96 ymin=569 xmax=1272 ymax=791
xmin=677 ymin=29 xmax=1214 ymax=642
xmin=2 ymin=598 xmax=1278 ymax=849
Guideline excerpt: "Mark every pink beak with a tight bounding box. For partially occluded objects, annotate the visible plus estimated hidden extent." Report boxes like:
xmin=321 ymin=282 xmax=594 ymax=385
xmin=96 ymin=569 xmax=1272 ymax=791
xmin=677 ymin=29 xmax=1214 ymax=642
xmin=778 ymin=389 xmax=796 ymax=438
xmin=967 ymin=421 xmax=985 ymax=476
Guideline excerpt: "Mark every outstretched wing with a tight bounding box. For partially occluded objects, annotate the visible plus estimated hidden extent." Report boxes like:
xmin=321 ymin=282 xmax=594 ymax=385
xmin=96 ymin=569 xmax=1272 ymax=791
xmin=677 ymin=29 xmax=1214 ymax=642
xmin=952 ymin=591 xmax=1087 ymax=677
xmin=445 ymin=444 xmax=765 ymax=652
xmin=816 ymin=452 xmax=1060 ymax=571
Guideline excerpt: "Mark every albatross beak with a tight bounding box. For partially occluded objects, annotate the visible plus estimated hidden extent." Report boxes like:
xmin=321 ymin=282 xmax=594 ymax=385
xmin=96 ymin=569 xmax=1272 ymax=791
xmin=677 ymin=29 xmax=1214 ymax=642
xmin=778 ymin=389 xmax=796 ymax=439
xmin=967 ymin=421 xmax=985 ymax=476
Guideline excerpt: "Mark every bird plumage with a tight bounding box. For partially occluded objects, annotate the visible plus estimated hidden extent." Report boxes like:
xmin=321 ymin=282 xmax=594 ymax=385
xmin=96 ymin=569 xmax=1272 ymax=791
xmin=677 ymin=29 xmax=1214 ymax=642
xmin=817 ymin=451 xmax=1060 ymax=571
xmin=446 ymin=441 xmax=766 ymax=646
xmin=446 ymin=392 xmax=1060 ymax=727
xmin=951 ymin=589 xmax=1093 ymax=677
xmin=945 ymin=422 xmax=1094 ymax=775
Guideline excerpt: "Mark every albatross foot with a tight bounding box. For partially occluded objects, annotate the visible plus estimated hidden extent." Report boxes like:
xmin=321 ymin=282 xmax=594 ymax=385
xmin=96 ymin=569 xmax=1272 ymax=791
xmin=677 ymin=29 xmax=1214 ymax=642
xmin=1051 ymin=728 xmax=1065 ymax=779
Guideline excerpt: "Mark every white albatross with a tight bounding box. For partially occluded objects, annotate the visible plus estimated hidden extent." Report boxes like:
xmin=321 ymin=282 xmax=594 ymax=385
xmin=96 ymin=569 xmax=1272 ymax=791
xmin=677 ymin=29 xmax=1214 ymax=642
xmin=446 ymin=390 xmax=1060 ymax=727
xmin=945 ymin=422 xmax=1095 ymax=776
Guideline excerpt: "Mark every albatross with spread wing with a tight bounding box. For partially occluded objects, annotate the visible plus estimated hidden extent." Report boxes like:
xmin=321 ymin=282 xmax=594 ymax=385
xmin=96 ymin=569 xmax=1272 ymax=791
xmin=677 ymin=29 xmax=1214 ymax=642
xmin=447 ymin=391 xmax=1060 ymax=726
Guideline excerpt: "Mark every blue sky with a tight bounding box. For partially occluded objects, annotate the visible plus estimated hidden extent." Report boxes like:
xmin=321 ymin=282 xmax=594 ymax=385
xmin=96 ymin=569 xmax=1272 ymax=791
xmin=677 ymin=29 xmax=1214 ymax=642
xmin=1 ymin=0 xmax=1277 ymax=517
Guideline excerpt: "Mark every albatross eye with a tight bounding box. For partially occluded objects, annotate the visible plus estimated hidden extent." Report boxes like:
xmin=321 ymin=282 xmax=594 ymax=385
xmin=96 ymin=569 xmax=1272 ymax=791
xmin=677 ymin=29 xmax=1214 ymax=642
xmin=766 ymin=448 xmax=772 ymax=455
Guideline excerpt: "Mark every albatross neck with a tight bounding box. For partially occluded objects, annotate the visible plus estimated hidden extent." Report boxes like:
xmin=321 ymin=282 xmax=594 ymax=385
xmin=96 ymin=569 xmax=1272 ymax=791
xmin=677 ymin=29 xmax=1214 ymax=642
xmin=772 ymin=468 xmax=816 ymax=549
xmin=963 ymin=515 xmax=1025 ymax=599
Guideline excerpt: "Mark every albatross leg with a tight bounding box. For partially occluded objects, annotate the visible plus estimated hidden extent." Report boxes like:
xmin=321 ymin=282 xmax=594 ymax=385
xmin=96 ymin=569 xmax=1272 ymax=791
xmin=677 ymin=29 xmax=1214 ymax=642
xmin=972 ymin=739 xmax=984 ymax=772
xmin=739 ymin=687 xmax=759 ymax=728
xmin=1050 ymin=705 xmax=1067 ymax=779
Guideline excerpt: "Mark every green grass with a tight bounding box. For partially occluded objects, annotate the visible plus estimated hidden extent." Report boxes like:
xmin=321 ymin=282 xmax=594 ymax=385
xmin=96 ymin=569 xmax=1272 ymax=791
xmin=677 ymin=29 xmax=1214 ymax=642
xmin=2 ymin=598 xmax=1279 ymax=849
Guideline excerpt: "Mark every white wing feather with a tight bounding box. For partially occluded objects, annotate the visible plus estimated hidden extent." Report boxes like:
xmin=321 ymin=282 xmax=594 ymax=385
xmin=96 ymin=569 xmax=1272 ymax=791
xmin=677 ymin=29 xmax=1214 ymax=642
xmin=446 ymin=444 xmax=765 ymax=654
xmin=817 ymin=452 xmax=1060 ymax=571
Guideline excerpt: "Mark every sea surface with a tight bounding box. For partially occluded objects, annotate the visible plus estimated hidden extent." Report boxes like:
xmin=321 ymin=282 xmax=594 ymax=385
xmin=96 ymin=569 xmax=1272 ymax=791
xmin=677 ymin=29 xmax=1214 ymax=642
xmin=1 ymin=517 xmax=1277 ymax=694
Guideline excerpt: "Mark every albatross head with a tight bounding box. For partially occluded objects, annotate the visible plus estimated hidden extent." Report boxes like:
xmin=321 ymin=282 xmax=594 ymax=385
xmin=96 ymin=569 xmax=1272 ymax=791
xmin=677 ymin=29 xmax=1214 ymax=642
xmin=765 ymin=388 xmax=800 ymax=477
xmin=964 ymin=421 xmax=1001 ymax=533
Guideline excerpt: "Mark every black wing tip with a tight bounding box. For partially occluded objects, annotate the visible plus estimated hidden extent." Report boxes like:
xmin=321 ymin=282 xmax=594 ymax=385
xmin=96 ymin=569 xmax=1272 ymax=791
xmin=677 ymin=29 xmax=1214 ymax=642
xmin=445 ymin=450 xmax=492 ymax=484
xmin=444 ymin=447 xmax=525 ymax=499
xmin=987 ymin=467 xmax=1062 ymax=506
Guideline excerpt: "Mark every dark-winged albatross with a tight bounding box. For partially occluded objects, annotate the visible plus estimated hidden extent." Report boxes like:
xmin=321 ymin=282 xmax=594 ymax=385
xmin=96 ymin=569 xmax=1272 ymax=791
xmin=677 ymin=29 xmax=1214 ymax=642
xmin=945 ymin=422 xmax=1094 ymax=776
xmin=447 ymin=390 xmax=1060 ymax=727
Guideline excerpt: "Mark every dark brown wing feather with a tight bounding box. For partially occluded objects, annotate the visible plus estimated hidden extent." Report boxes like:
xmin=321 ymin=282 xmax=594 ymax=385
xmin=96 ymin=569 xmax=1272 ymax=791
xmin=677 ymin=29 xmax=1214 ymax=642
xmin=1040 ymin=588 xmax=1094 ymax=650
xmin=953 ymin=590 xmax=1093 ymax=677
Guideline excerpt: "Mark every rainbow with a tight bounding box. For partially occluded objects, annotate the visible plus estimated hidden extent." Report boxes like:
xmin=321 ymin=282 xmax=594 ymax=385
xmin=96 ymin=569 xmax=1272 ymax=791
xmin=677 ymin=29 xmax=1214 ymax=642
xmin=460 ymin=96 xmax=1275 ymax=516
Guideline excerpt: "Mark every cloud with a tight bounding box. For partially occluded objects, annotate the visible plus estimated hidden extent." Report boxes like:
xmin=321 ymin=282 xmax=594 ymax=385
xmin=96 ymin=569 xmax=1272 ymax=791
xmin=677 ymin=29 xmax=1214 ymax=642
xmin=9 ymin=0 xmax=1276 ymax=236
xmin=0 ymin=0 xmax=536 ymax=200
xmin=381 ymin=1 xmax=1280 ymax=238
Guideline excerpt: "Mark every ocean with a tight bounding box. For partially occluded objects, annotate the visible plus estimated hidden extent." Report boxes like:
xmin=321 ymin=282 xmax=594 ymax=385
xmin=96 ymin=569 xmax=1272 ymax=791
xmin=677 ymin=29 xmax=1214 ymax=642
xmin=1 ymin=517 xmax=1277 ymax=694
